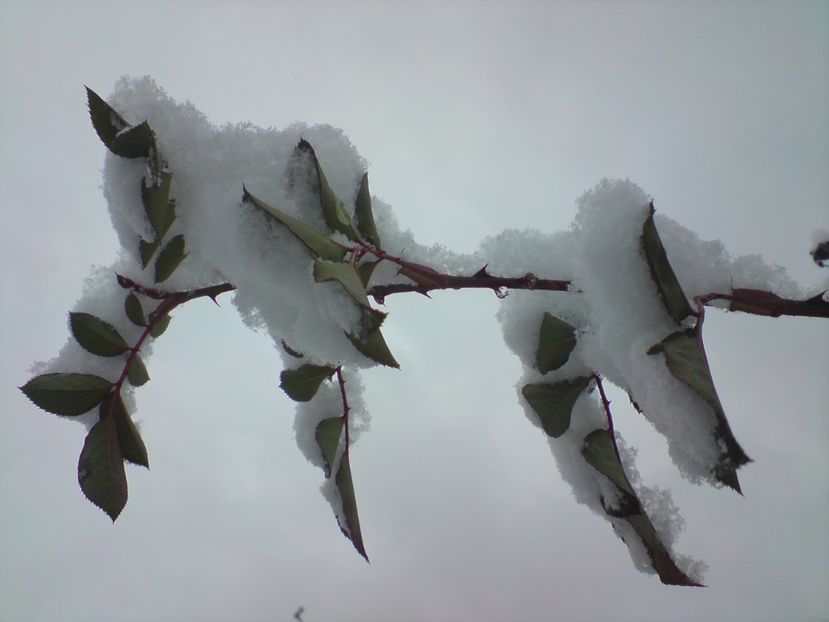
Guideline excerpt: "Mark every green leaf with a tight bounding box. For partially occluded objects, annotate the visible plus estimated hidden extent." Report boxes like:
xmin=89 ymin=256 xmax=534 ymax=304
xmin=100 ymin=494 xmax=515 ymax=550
xmin=313 ymin=259 xmax=372 ymax=308
xmin=335 ymin=452 xmax=368 ymax=561
xmin=535 ymin=313 xmax=577 ymax=373
xmin=581 ymin=428 xmax=703 ymax=586
xmin=149 ymin=314 xmax=171 ymax=338
xmin=641 ymin=204 xmax=694 ymax=323
xmin=354 ymin=172 xmax=381 ymax=247
xmin=357 ymin=260 xmax=380 ymax=288
xmin=126 ymin=355 xmax=150 ymax=387
xmin=295 ymin=139 xmax=360 ymax=241
xmin=280 ymin=364 xmax=337 ymax=402
xmin=139 ymin=239 xmax=159 ymax=269
xmin=347 ymin=324 xmax=399 ymax=369
xmin=108 ymin=121 xmax=155 ymax=159
xmin=580 ymin=429 xmax=635 ymax=496
xmin=100 ymin=393 xmax=149 ymax=468
xmin=124 ymin=293 xmax=146 ymax=327
xmin=315 ymin=417 xmax=344 ymax=478
xmin=86 ymin=86 xmax=129 ymax=148
xmin=78 ymin=415 xmax=128 ymax=521
xmin=522 ymin=376 xmax=591 ymax=438
xmin=649 ymin=329 xmax=750 ymax=491
xmin=141 ymin=172 xmax=176 ymax=240
xmin=154 ymin=234 xmax=187 ymax=283
xmin=20 ymin=373 xmax=113 ymax=417
xmin=242 ymin=187 xmax=348 ymax=262
xmin=70 ymin=312 xmax=130 ymax=357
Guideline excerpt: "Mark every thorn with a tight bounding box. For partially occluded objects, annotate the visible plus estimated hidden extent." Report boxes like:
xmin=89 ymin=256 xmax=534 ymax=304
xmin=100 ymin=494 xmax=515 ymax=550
xmin=473 ymin=263 xmax=491 ymax=278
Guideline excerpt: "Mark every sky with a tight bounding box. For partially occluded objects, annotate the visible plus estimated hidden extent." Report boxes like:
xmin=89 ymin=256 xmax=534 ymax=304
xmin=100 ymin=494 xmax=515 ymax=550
xmin=1 ymin=1 xmax=828 ymax=621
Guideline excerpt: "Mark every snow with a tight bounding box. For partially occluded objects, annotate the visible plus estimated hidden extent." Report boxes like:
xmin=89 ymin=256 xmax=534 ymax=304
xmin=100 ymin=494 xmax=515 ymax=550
xmin=33 ymin=77 xmax=816 ymax=585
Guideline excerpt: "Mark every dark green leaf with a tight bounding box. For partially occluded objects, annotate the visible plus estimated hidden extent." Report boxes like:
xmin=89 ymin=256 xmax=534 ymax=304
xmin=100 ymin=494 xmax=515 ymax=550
xmin=86 ymin=86 xmax=129 ymax=148
xmin=70 ymin=312 xmax=130 ymax=357
xmin=100 ymin=393 xmax=148 ymax=468
xmin=78 ymin=415 xmax=128 ymax=521
xmin=149 ymin=314 xmax=171 ymax=338
xmin=535 ymin=313 xmax=577 ymax=373
xmin=314 ymin=259 xmax=372 ymax=308
xmin=641 ymin=204 xmax=694 ymax=323
xmin=20 ymin=373 xmax=112 ymax=417
xmin=109 ymin=121 xmax=155 ymax=159
xmin=354 ymin=172 xmax=381 ymax=247
xmin=581 ymin=428 xmax=702 ymax=586
xmin=649 ymin=329 xmax=750 ymax=491
xmin=335 ymin=452 xmax=368 ymax=561
xmin=315 ymin=417 xmax=344 ymax=478
xmin=126 ymin=355 xmax=150 ymax=387
xmin=522 ymin=376 xmax=591 ymax=438
xmin=357 ymin=260 xmax=380 ymax=288
xmin=139 ymin=239 xmax=159 ymax=269
xmin=142 ymin=172 xmax=176 ymax=240
xmin=154 ymin=234 xmax=187 ymax=284
xmin=347 ymin=325 xmax=399 ymax=369
xmin=242 ymin=187 xmax=348 ymax=262
xmin=581 ymin=429 xmax=635 ymax=496
xmin=295 ymin=139 xmax=360 ymax=241
xmin=124 ymin=293 xmax=146 ymax=327
xmin=280 ymin=364 xmax=337 ymax=402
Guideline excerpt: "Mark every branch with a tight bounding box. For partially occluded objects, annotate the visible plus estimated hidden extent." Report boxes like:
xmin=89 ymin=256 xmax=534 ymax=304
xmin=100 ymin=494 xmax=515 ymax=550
xmin=116 ymin=274 xmax=237 ymax=303
xmin=700 ymin=289 xmax=829 ymax=319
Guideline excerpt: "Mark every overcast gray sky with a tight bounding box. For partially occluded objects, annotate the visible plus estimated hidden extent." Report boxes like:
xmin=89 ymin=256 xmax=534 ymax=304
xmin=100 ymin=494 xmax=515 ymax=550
xmin=1 ymin=1 xmax=828 ymax=621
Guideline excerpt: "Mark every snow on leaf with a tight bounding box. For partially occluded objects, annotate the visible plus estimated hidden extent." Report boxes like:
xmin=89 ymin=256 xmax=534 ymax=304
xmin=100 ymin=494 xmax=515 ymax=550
xmin=313 ymin=260 xmax=372 ymax=308
xmin=641 ymin=203 xmax=694 ymax=323
xmin=141 ymin=171 xmax=176 ymax=240
xmin=535 ymin=312 xmax=577 ymax=373
xmin=280 ymin=364 xmax=337 ymax=402
xmin=648 ymin=329 xmax=750 ymax=491
xmin=521 ymin=376 xmax=591 ymax=438
xmin=354 ymin=172 xmax=381 ymax=247
xmin=315 ymin=417 xmax=344 ymax=478
xmin=69 ymin=312 xmax=130 ymax=357
xmin=20 ymin=373 xmax=113 ymax=417
xmin=581 ymin=428 xmax=703 ymax=587
xmin=242 ymin=187 xmax=348 ymax=262
xmin=154 ymin=234 xmax=187 ymax=283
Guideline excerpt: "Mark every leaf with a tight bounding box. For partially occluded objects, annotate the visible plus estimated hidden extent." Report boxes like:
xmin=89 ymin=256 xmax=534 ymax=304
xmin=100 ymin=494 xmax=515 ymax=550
xmin=141 ymin=172 xmax=176 ymax=239
xmin=281 ymin=340 xmax=304 ymax=359
xmin=313 ymin=259 xmax=372 ymax=308
xmin=78 ymin=415 xmax=128 ymax=521
xmin=280 ymin=364 xmax=337 ymax=402
xmin=522 ymin=376 xmax=591 ymax=438
xmin=535 ymin=313 xmax=577 ymax=373
xmin=108 ymin=121 xmax=155 ymax=159
xmin=335 ymin=452 xmax=368 ymax=561
xmin=354 ymin=172 xmax=381 ymax=247
xmin=641 ymin=203 xmax=694 ymax=323
xmin=346 ymin=324 xmax=399 ymax=369
xmin=315 ymin=417 xmax=344 ymax=478
xmin=154 ymin=234 xmax=187 ymax=283
xmin=139 ymin=239 xmax=159 ymax=269
xmin=242 ymin=187 xmax=348 ymax=262
xmin=149 ymin=314 xmax=171 ymax=338
xmin=124 ymin=293 xmax=146 ymax=327
xmin=20 ymin=373 xmax=113 ymax=417
xmin=126 ymin=355 xmax=150 ymax=387
xmin=649 ymin=329 xmax=750 ymax=491
xmin=86 ymin=86 xmax=129 ymax=148
xmin=100 ymin=393 xmax=148 ymax=468
xmin=69 ymin=312 xmax=130 ymax=357
xmin=357 ymin=260 xmax=380 ymax=288
xmin=295 ymin=139 xmax=360 ymax=241
xmin=581 ymin=429 xmax=703 ymax=587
